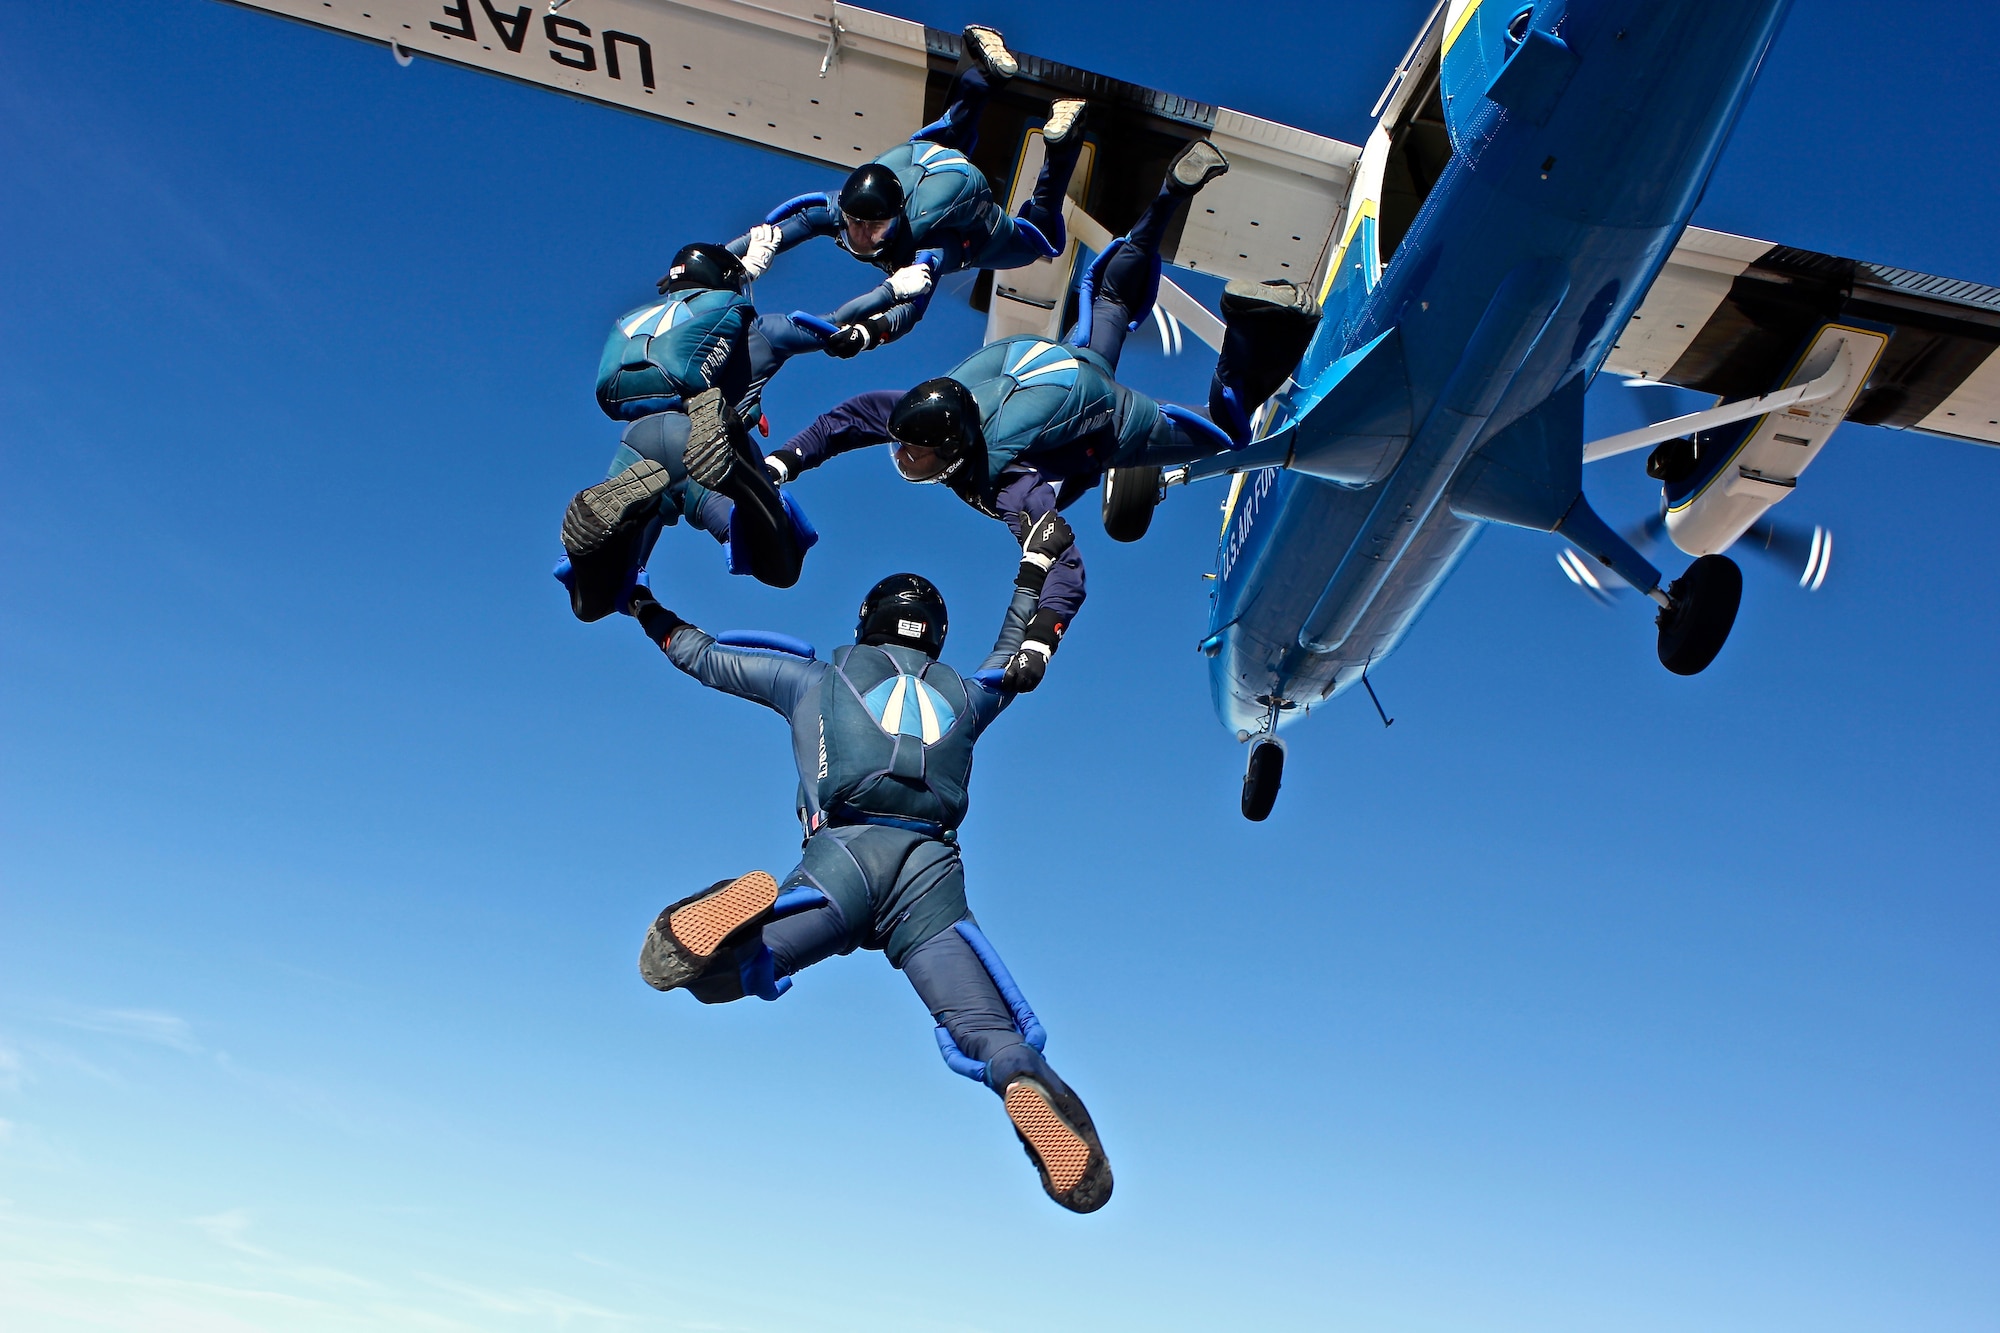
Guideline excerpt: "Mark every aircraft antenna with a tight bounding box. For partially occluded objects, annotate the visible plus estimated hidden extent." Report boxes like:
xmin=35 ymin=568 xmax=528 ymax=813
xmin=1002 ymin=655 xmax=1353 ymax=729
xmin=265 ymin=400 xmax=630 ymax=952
xmin=1361 ymin=659 xmax=1395 ymax=728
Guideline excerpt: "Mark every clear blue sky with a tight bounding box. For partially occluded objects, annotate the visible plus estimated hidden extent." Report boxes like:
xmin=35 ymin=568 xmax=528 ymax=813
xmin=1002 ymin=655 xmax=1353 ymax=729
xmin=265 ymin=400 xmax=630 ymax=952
xmin=2 ymin=1 xmax=1996 ymax=1329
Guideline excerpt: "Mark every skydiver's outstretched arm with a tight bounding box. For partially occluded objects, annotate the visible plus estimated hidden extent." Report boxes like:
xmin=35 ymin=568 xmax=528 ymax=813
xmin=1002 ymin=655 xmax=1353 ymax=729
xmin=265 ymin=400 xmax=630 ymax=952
xmin=961 ymin=582 xmax=1041 ymax=734
xmin=989 ymin=492 xmax=1077 ymax=695
xmin=764 ymin=390 xmax=900 ymax=481
xmin=725 ymin=202 xmax=838 ymax=268
xmin=994 ymin=471 xmax=1085 ymax=625
xmin=628 ymin=588 xmax=821 ymax=721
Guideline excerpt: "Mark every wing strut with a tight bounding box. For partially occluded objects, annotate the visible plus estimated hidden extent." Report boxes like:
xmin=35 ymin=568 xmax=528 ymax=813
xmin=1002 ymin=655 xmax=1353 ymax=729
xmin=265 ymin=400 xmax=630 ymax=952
xmin=1582 ymin=342 xmax=1856 ymax=462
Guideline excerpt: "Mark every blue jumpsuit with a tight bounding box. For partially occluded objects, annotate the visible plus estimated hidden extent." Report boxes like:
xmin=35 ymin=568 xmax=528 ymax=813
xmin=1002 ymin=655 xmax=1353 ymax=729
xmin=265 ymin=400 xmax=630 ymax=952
xmin=657 ymin=586 xmax=1076 ymax=1102
xmin=767 ymin=189 xmax=1240 ymax=627
xmin=591 ymin=284 xmax=881 ymax=573
xmin=730 ymin=66 xmax=1083 ymax=347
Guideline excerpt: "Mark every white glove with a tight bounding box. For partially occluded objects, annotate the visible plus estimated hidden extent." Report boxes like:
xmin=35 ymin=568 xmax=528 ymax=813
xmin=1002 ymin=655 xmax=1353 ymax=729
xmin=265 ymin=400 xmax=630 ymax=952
xmin=741 ymin=224 xmax=782 ymax=280
xmin=763 ymin=453 xmax=791 ymax=484
xmin=888 ymin=263 xmax=934 ymax=300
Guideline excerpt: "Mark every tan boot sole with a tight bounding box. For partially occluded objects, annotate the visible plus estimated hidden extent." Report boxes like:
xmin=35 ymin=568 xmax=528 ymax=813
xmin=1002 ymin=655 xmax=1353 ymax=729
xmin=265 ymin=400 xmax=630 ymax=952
xmin=668 ymin=871 xmax=778 ymax=958
xmin=1005 ymin=1081 xmax=1092 ymax=1195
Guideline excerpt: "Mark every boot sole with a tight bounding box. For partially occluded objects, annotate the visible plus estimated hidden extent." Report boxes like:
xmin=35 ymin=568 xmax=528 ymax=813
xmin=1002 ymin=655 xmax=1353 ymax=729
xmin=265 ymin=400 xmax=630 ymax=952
xmin=562 ymin=460 xmax=669 ymax=556
xmin=1043 ymin=99 xmax=1086 ymax=146
xmin=1169 ymin=140 xmax=1229 ymax=193
xmin=1006 ymin=1080 xmax=1096 ymax=1200
xmin=682 ymin=390 xmax=740 ymax=496
xmin=1221 ymin=279 xmax=1321 ymax=323
xmin=668 ymin=871 xmax=779 ymax=958
xmin=963 ymin=25 xmax=1017 ymax=78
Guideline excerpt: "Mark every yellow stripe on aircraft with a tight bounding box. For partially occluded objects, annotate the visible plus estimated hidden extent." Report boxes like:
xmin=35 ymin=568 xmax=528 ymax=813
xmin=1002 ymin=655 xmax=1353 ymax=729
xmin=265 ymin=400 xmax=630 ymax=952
xmin=1319 ymin=198 xmax=1378 ymax=302
xmin=1442 ymin=0 xmax=1483 ymax=57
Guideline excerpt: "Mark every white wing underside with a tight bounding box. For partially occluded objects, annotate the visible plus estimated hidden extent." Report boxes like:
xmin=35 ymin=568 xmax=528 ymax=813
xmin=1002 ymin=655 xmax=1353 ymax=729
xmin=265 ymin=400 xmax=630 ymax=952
xmin=227 ymin=0 xmax=1360 ymax=352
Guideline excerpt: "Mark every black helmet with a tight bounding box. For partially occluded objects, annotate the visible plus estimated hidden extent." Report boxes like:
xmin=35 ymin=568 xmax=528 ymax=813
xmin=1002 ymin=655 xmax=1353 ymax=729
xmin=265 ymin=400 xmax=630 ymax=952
xmin=838 ymin=163 xmax=906 ymax=222
xmin=887 ymin=377 xmax=983 ymax=483
xmin=661 ymin=242 xmax=747 ymax=294
xmin=856 ymin=573 xmax=949 ymax=657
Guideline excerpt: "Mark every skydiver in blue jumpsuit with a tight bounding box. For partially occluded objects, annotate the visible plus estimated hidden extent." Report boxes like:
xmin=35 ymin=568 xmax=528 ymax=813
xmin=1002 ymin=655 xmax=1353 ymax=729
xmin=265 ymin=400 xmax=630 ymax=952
xmin=749 ymin=141 xmax=1324 ymax=690
xmin=622 ymin=520 xmax=1113 ymax=1213
xmin=726 ymin=24 xmax=1089 ymax=358
xmin=558 ymin=242 xmax=889 ymax=620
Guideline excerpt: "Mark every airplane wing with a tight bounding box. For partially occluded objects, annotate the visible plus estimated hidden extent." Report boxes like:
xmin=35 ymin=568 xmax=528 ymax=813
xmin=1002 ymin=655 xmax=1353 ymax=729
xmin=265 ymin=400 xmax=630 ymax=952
xmin=226 ymin=0 xmax=1359 ymax=345
xmin=1603 ymin=226 xmax=2000 ymax=448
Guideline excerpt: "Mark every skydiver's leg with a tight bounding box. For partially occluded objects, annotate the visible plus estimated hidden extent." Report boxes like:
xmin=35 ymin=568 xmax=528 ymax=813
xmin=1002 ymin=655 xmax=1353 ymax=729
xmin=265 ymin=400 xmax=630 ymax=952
xmin=901 ymin=919 xmax=1113 ymax=1213
xmin=665 ymin=829 xmax=874 ymax=1005
xmin=1013 ymin=100 xmax=1087 ymax=257
xmin=969 ymin=100 xmax=1090 ymax=267
xmin=682 ymin=389 xmax=807 ymax=589
xmin=1065 ymin=140 xmax=1230 ymax=372
xmin=1208 ymin=279 xmax=1323 ymax=444
xmin=560 ymin=412 xmax=697 ymax=622
xmin=912 ymin=64 xmax=996 ymax=152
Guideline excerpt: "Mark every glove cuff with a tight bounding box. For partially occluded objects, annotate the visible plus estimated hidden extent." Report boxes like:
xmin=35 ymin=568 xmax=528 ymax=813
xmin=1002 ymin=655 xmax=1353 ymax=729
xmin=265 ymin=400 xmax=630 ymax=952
xmin=1015 ymin=559 xmax=1049 ymax=597
xmin=1023 ymin=606 xmax=1067 ymax=653
xmin=635 ymin=600 xmax=690 ymax=648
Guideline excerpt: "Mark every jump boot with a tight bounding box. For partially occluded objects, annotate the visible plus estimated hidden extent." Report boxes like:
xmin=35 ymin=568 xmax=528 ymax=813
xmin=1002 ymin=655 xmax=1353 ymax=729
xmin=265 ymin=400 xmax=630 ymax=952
xmin=638 ymin=871 xmax=781 ymax=993
xmin=682 ymin=388 xmax=805 ymax=589
xmin=560 ymin=459 xmax=672 ymax=622
xmin=1211 ymin=279 xmax=1323 ymax=443
xmin=990 ymin=1048 xmax=1114 ymax=1214
xmin=961 ymin=24 xmax=1018 ymax=80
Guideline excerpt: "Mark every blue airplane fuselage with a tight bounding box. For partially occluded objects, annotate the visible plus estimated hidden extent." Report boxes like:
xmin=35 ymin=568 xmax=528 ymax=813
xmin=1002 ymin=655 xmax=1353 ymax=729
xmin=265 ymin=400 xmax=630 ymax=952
xmin=1207 ymin=0 xmax=1796 ymax=734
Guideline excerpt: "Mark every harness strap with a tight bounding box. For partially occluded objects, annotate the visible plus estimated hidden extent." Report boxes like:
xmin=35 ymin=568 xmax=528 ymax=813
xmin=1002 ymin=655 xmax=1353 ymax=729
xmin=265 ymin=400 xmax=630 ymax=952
xmin=824 ymin=807 xmax=950 ymax=839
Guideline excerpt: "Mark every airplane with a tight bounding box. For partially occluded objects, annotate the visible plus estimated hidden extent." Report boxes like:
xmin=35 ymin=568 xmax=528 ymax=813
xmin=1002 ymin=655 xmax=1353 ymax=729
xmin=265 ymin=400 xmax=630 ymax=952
xmin=218 ymin=0 xmax=2000 ymax=820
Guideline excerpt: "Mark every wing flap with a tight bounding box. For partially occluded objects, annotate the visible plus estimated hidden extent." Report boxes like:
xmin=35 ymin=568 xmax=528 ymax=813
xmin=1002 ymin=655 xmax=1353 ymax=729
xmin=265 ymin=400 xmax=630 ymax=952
xmin=1605 ymin=227 xmax=2000 ymax=447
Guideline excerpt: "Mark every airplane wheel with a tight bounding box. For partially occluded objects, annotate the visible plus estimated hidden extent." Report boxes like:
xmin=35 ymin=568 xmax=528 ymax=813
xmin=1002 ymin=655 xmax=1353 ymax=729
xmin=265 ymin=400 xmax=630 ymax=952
xmin=1101 ymin=465 xmax=1161 ymax=543
xmin=1656 ymin=554 xmax=1743 ymax=676
xmin=1241 ymin=740 xmax=1284 ymax=821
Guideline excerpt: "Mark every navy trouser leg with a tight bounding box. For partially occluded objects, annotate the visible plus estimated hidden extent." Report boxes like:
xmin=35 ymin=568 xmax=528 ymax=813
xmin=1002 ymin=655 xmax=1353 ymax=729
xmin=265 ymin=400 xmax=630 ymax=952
xmin=901 ymin=921 xmax=1063 ymax=1099
xmin=1016 ymin=132 xmax=1083 ymax=254
xmin=761 ymin=900 xmax=852 ymax=977
xmin=1069 ymin=191 xmax=1190 ymax=371
xmin=911 ymin=66 xmax=993 ymax=151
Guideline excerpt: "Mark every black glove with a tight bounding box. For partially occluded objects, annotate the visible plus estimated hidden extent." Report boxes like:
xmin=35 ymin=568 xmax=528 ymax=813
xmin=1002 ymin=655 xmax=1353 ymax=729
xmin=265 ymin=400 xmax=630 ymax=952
xmin=1016 ymin=511 xmax=1075 ymax=595
xmin=825 ymin=314 xmax=892 ymax=359
xmin=1001 ymin=606 xmax=1067 ymax=693
xmin=825 ymin=324 xmax=874 ymax=359
xmin=764 ymin=447 xmax=807 ymax=485
xmin=625 ymin=585 xmax=690 ymax=648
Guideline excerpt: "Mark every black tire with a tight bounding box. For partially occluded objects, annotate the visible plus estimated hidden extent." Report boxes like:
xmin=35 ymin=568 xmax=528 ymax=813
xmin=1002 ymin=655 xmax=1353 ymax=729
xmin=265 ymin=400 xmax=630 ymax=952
xmin=1656 ymin=553 xmax=1743 ymax=676
xmin=1101 ymin=465 xmax=1161 ymax=543
xmin=1241 ymin=740 xmax=1284 ymax=822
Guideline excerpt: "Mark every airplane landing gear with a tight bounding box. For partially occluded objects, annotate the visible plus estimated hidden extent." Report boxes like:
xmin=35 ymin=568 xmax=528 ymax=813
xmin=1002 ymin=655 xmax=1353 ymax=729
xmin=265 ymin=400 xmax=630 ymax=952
xmin=1101 ymin=465 xmax=1162 ymax=543
xmin=1656 ymin=553 xmax=1743 ymax=675
xmin=1241 ymin=738 xmax=1284 ymax=821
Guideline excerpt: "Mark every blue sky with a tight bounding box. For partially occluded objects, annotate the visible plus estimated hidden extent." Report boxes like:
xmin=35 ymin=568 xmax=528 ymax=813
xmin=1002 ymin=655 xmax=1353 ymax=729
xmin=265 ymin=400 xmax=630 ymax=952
xmin=1 ymin=1 xmax=1996 ymax=1329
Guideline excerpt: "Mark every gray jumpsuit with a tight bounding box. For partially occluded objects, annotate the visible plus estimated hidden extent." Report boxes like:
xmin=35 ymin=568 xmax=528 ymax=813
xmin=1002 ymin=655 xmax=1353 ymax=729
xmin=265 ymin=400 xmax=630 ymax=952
xmin=654 ymin=586 xmax=1076 ymax=1099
